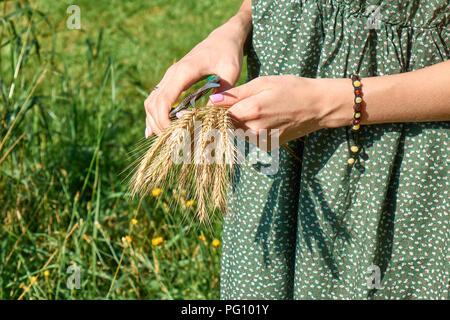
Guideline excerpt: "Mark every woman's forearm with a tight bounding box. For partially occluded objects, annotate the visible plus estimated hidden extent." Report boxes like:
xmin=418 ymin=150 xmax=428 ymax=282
xmin=319 ymin=60 xmax=450 ymax=128
xmin=208 ymin=0 xmax=252 ymax=49
xmin=234 ymin=0 xmax=252 ymax=37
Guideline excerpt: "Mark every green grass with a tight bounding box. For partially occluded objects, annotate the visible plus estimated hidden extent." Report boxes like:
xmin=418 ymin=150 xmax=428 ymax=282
xmin=0 ymin=0 xmax=245 ymax=299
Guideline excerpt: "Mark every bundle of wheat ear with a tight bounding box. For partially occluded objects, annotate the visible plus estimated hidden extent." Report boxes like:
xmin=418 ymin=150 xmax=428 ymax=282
xmin=129 ymin=105 xmax=238 ymax=223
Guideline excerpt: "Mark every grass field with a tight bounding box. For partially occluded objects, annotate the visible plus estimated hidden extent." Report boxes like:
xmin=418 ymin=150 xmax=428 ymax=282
xmin=0 ymin=0 xmax=245 ymax=299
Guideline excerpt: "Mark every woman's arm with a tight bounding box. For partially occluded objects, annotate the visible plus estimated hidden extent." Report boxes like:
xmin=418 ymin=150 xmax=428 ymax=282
xmin=207 ymin=60 xmax=450 ymax=147
xmin=320 ymin=60 xmax=450 ymax=128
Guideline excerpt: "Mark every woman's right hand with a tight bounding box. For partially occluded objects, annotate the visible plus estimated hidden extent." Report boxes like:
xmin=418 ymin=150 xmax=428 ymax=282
xmin=144 ymin=9 xmax=252 ymax=137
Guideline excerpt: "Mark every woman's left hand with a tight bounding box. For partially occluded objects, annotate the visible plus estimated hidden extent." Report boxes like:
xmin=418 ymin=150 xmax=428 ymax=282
xmin=207 ymin=75 xmax=353 ymax=149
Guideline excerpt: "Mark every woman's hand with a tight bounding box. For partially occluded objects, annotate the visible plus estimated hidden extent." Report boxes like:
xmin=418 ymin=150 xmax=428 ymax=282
xmin=144 ymin=9 xmax=252 ymax=137
xmin=207 ymin=75 xmax=354 ymax=149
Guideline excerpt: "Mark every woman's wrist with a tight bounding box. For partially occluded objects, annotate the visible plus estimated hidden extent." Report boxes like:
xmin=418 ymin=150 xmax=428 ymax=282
xmin=314 ymin=78 xmax=355 ymax=129
xmin=231 ymin=10 xmax=253 ymax=48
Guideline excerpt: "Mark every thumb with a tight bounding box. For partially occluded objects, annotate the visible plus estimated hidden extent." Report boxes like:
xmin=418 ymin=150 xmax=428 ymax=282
xmin=206 ymin=80 xmax=260 ymax=107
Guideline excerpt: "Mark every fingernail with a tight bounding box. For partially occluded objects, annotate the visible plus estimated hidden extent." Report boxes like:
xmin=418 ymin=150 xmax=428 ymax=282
xmin=145 ymin=127 xmax=150 ymax=139
xmin=208 ymin=93 xmax=224 ymax=105
xmin=176 ymin=110 xmax=187 ymax=119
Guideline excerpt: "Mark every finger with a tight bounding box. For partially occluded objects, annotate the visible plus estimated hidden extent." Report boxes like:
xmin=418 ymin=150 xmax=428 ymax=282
xmin=144 ymin=93 xmax=159 ymax=133
xmin=206 ymin=79 xmax=261 ymax=107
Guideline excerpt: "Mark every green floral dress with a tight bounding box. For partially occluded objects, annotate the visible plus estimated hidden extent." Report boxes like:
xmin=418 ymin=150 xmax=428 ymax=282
xmin=220 ymin=0 xmax=449 ymax=299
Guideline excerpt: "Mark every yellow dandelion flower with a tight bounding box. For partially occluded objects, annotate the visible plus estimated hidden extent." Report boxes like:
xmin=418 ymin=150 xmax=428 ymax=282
xmin=152 ymin=236 xmax=164 ymax=246
xmin=30 ymin=276 xmax=37 ymax=284
xmin=44 ymin=270 xmax=50 ymax=278
xmin=198 ymin=235 xmax=206 ymax=242
xmin=152 ymin=188 xmax=162 ymax=197
xmin=124 ymin=235 xmax=132 ymax=244
xmin=130 ymin=218 xmax=138 ymax=225
xmin=186 ymin=199 xmax=195 ymax=207
xmin=212 ymin=239 xmax=221 ymax=248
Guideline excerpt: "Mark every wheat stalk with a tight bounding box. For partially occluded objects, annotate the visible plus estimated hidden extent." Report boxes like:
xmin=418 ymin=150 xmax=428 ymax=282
xmin=129 ymin=105 xmax=237 ymax=223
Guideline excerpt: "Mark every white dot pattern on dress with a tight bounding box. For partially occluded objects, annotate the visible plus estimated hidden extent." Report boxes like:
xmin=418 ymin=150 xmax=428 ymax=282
xmin=220 ymin=0 xmax=449 ymax=300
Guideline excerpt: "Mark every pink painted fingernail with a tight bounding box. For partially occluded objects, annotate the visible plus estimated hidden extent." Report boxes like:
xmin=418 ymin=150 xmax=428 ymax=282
xmin=208 ymin=93 xmax=224 ymax=104
xmin=145 ymin=127 xmax=150 ymax=139
xmin=176 ymin=111 xmax=187 ymax=119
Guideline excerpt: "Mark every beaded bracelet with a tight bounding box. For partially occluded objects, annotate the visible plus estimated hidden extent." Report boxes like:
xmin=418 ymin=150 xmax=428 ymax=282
xmin=347 ymin=74 xmax=363 ymax=165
